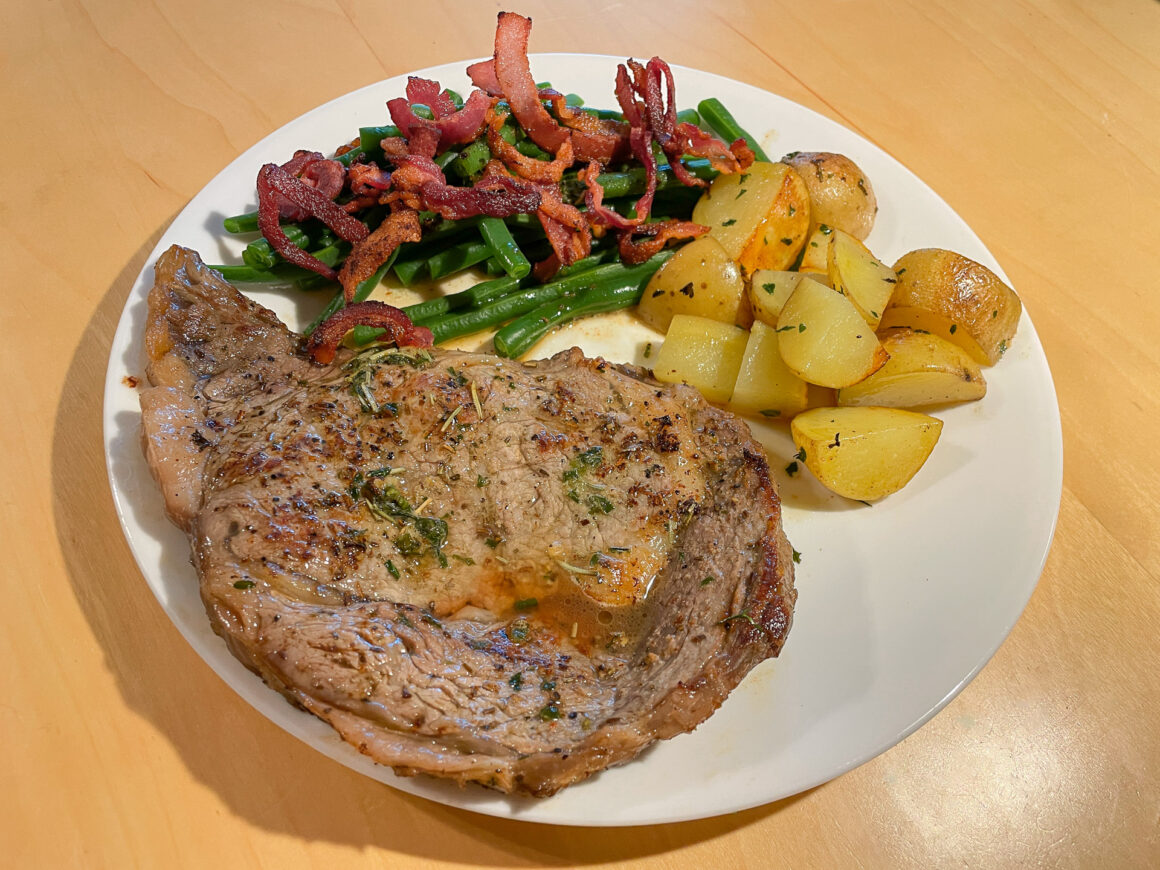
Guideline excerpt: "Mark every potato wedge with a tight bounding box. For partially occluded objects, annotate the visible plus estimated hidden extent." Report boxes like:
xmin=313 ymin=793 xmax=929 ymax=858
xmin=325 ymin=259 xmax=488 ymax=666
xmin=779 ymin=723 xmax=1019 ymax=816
xmin=783 ymin=151 xmax=877 ymax=241
xmin=888 ymin=249 xmax=1021 ymax=365
xmin=837 ymin=329 xmax=986 ymax=407
xmin=729 ymin=320 xmax=809 ymax=418
xmin=827 ymin=229 xmax=896 ymax=328
xmin=652 ymin=315 xmax=748 ymax=403
xmin=638 ymin=236 xmax=749 ymax=331
xmin=748 ymin=270 xmax=802 ymax=328
xmin=796 ymin=224 xmax=833 ymax=276
xmin=791 ymin=406 xmax=943 ymax=501
xmin=777 ymin=277 xmax=889 ymax=388
xmin=693 ymin=161 xmax=811 ymax=274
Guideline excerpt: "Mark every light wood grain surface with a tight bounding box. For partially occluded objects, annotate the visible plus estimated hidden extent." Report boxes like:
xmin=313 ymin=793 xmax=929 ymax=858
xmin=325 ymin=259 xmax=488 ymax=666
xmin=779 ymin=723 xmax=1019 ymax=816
xmin=3 ymin=0 xmax=1159 ymax=866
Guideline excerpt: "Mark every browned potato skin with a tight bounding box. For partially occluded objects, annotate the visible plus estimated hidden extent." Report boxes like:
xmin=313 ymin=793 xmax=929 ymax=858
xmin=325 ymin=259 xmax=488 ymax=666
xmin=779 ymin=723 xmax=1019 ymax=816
xmin=783 ymin=151 xmax=878 ymax=241
xmin=890 ymin=249 xmax=1022 ymax=365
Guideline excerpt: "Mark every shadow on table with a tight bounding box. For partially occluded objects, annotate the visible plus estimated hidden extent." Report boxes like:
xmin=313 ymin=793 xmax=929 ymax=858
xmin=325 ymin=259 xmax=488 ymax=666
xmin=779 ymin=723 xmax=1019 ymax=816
xmin=52 ymin=226 xmax=811 ymax=865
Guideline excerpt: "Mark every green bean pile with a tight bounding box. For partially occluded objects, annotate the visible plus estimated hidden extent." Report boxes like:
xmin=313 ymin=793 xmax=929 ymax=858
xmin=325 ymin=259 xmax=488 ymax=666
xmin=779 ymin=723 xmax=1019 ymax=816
xmin=212 ymin=97 xmax=766 ymax=360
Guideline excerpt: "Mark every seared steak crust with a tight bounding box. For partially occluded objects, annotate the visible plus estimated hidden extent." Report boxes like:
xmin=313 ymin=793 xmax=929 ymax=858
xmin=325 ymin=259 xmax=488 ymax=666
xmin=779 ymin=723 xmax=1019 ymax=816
xmin=140 ymin=245 xmax=796 ymax=796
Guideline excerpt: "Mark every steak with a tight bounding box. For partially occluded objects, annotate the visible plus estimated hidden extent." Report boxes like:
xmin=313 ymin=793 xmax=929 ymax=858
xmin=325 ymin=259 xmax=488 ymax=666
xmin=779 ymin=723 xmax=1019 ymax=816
xmin=139 ymin=245 xmax=796 ymax=796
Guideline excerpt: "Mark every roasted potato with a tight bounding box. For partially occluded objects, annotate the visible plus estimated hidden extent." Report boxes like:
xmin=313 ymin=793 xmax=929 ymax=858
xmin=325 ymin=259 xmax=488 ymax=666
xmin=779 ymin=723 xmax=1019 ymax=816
xmin=886 ymin=249 xmax=1021 ymax=365
xmin=652 ymin=314 xmax=749 ymax=403
xmin=692 ymin=161 xmax=811 ymax=274
xmin=791 ymin=406 xmax=943 ymax=501
xmin=783 ymin=151 xmax=877 ymax=241
xmin=796 ymin=224 xmax=833 ymax=276
xmin=827 ymin=228 xmax=897 ymax=328
xmin=837 ymin=329 xmax=987 ymax=407
xmin=747 ymin=270 xmax=802 ymax=328
xmin=638 ymin=236 xmax=750 ymax=331
xmin=729 ymin=320 xmax=809 ymax=418
xmin=777 ymin=277 xmax=889 ymax=388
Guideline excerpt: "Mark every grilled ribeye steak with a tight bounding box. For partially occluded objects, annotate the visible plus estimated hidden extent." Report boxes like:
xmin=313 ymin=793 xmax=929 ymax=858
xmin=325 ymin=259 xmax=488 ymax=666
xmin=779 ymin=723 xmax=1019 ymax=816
xmin=140 ymin=245 xmax=796 ymax=796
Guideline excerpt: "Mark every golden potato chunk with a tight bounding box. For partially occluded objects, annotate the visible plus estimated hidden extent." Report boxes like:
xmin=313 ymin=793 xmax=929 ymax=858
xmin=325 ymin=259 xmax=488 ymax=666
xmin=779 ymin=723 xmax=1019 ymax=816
xmin=791 ymin=406 xmax=943 ymax=501
xmin=748 ymin=270 xmax=802 ymax=328
xmin=796 ymin=224 xmax=833 ymax=276
xmin=652 ymin=315 xmax=749 ymax=403
xmin=888 ymin=249 xmax=1021 ymax=365
xmin=729 ymin=321 xmax=809 ymax=418
xmin=837 ymin=329 xmax=986 ymax=407
xmin=638 ymin=236 xmax=749 ymax=331
xmin=783 ymin=151 xmax=877 ymax=240
xmin=827 ymin=229 xmax=896 ymax=328
xmin=777 ymin=277 xmax=889 ymax=388
xmin=693 ymin=162 xmax=811 ymax=274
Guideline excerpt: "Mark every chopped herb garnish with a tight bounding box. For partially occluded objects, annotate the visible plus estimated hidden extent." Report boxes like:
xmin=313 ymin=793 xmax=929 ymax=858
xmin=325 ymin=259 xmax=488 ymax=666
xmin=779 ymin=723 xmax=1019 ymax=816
xmin=785 ymin=460 xmax=799 ymax=476
xmin=999 ymin=339 xmax=1008 ymax=355
xmin=451 ymin=554 xmax=475 ymax=565
xmin=720 ymin=609 xmax=758 ymax=628
xmin=780 ymin=237 xmax=794 ymax=246
xmin=476 ymin=474 xmax=490 ymax=487
xmin=509 ymin=619 xmax=531 ymax=643
xmin=949 ymin=323 xmax=958 ymax=334
xmin=446 ymin=366 xmax=468 ymax=387
xmin=540 ymin=679 xmax=556 ymax=691
xmin=608 ymin=546 xmax=630 ymax=553
xmin=792 ymin=548 xmax=802 ymax=564
xmin=509 ymin=672 xmax=523 ymax=690
xmin=233 ymin=580 xmax=255 ymax=590
xmin=514 ymin=597 xmax=538 ymax=611
xmin=819 ymin=224 xmax=833 ymax=235
xmin=643 ymin=342 xmax=653 ymax=359
xmin=759 ymin=409 xmax=781 ymax=417
xmin=385 ymin=559 xmax=400 ymax=579
xmin=794 ymin=447 xmax=807 ymax=462
xmin=700 ymin=576 xmax=715 ymax=586
xmin=721 ymin=218 xmax=737 ymax=226
xmin=538 ymin=703 xmax=561 ymax=721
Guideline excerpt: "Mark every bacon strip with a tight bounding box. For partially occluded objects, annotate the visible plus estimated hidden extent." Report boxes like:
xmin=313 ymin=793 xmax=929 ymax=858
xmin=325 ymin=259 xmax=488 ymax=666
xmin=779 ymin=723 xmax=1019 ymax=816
xmin=466 ymin=58 xmax=502 ymax=96
xmin=617 ymin=220 xmax=708 ymax=264
xmin=536 ymin=184 xmax=591 ymax=268
xmin=420 ymin=175 xmax=542 ymax=220
xmin=539 ymin=89 xmax=629 ymax=164
xmin=257 ymin=164 xmax=369 ymax=280
xmin=486 ymin=109 xmax=574 ymax=183
xmin=306 ymin=301 xmax=433 ymax=365
xmin=275 ymin=151 xmax=346 ymax=221
xmin=338 ymin=209 xmax=422 ymax=302
xmin=405 ymin=77 xmax=458 ymax=119
xmin=491 ymin=12 xmax=569 ymax=154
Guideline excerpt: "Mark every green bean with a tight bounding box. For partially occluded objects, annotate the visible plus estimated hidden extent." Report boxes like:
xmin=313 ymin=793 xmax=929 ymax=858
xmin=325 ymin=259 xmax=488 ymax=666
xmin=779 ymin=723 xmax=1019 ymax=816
xmin=479 ymin=217 xmax=531 ymax=278
xmin=401 ymin=276 xmax=521 ymax=323
xmin=424 ymin=252 xmax=671 ymax=345
xmin=359 ymin=124 xmax=400 ymax=155
xmin=493 ymin=255 xmax=670 ymax=358
xmin=559 ymin=158 xmax=718 ymax=202
xmin=696 ymin=98 xmax=769 ymax=162
xmin=427 ymin=240 xmax=492 ymax=280
xmin=393 ymin=257 xmax=427 ymax=286
xmin=447 ymin=139 xmax=491 ymax=181
xmin=425 ymin=283 xmax=571 ymax=344
xmin=223 ymin=211 xmax=260 ymax=234
xmin=243 ymin=225 xmax=337 ymax=271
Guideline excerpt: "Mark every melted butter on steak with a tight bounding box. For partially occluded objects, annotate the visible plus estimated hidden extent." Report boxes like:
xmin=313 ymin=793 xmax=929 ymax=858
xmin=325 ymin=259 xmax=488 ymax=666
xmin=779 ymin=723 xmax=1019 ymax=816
xmin=140 ymin=246 xmax=796 ymax=796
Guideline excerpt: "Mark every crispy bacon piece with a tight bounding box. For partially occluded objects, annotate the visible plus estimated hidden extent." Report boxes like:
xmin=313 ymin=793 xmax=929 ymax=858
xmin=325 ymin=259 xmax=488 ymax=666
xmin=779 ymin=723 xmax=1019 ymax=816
xmin=306 ymin=301 xmax=433 ymax=365
xmin=617 ymin=220 xmax=708 ymax=264
xmin=257 ymin=164 xmax=369 ymax=280
xmin=491 ymin=12 xmax=570 ymax=154
xmin=405 ymin=76 xmax=458 ymax=118
xmin=389 ymin=79 xmax=493 ymax=154
xmin=338 ymin=209 xmax=422 ymax=302
xmin=539 ymin=89 xmax=629 ymax=164
xmin=536 ymin=183 xmax=591 ymax=269
xmin=581 ymin=161 xmax=638 ymax=231
xmin=486 ymin=109 xmax=574 ymax=183
xmin=275 ymin=151 xmax=346 ymax=221
xmin=466 ymin=58 xmax=502 ymax=96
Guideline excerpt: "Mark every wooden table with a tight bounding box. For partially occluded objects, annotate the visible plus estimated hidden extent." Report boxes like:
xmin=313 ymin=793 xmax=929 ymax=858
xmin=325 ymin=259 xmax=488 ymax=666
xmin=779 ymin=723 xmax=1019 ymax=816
xmin=4 ymin=0 xmax=1158 ymax=865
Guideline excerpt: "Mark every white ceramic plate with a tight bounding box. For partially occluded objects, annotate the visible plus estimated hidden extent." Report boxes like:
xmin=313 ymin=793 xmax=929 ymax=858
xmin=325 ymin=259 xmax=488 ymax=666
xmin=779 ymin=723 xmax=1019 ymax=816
xmin=104 ymin=54 xmax=1062 ymax=826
